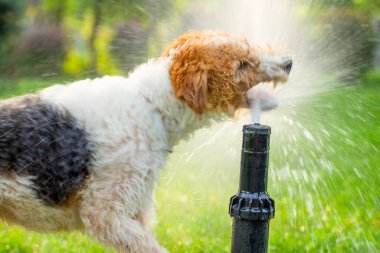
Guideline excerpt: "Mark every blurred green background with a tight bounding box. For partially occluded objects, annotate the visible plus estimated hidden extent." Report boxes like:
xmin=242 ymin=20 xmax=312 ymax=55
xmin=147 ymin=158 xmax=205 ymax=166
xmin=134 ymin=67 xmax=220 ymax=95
xmin=0 ymin=0 xmax=379 ymax=252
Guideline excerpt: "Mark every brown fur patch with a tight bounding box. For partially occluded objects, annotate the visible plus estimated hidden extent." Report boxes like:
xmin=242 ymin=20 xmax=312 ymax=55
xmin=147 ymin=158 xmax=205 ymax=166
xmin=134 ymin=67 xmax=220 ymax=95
xmin=163 ymin=31 xmax=265 ymax=114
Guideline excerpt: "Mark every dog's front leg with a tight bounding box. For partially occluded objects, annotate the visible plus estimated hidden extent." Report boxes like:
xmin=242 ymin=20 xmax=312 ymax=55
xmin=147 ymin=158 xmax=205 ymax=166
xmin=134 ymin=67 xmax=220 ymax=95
xmin=79 ymin=169 xmax=167 ymax=253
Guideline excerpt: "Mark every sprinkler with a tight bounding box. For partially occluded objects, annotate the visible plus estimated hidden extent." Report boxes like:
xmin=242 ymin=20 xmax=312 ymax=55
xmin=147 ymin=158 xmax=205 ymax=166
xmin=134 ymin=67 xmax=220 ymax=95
xmin=229 ymin=123 xmax=275 ymax=253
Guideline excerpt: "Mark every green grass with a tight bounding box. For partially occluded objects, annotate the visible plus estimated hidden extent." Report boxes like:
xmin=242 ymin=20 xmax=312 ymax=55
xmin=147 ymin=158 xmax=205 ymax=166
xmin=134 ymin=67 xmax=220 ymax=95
xmin=0 ymin=76 xmax=379 ymax=252
xmin=0 ymin=76 xmax=79 ymax=99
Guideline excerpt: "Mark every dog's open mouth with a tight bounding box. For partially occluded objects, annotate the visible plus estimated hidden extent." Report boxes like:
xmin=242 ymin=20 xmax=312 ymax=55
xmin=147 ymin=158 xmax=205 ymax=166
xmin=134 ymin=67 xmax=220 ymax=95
xmin=246 ymin=84 xmax=279 ymax=111
xmin=244 ymin=58 xmax=293 ymax=110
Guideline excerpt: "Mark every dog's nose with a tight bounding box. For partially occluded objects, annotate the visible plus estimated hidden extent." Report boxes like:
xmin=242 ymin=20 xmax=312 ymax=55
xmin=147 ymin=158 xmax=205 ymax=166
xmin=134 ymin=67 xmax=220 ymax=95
xmin=283 ymin=60 xmax=293 ymax=74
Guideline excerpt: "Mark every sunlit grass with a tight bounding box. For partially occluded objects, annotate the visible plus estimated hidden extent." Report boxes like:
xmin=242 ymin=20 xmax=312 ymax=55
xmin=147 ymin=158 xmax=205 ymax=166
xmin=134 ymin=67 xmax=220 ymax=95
xmin=0 ymin=76 xmax=80 ymax=99
xmin=156 ymin=81 xmax=380 ymax=252
xmin=0 ymin=78 xmax=379 ymax=252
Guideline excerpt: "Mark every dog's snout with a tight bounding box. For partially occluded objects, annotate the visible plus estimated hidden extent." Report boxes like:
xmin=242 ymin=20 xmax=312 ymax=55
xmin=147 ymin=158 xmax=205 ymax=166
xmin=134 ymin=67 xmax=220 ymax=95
xmin=283 ymin=60 xmax=293 ymax=74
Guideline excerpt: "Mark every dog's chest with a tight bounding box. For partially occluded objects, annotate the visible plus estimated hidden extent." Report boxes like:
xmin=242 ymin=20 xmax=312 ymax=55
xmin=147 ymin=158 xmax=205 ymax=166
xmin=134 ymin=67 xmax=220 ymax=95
xmin=92 ymin=120 xmax=170 ymax=174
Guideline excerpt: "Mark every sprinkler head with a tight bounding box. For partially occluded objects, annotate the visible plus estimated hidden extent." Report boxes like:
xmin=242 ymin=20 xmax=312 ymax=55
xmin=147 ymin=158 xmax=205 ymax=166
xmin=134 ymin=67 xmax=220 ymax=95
xmin=229 ymin=124 xmax=275 ymax=253
xmin=239 ymin=124 xmax=271 ymax=193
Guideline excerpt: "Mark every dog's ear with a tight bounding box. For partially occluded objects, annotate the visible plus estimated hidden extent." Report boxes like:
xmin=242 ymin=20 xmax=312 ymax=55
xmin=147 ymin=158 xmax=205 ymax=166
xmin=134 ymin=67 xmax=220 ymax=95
xmin=175 ymin=69 xmax=208 ymax=114
xmin=169 ymin=46 xmax=209 ymax=115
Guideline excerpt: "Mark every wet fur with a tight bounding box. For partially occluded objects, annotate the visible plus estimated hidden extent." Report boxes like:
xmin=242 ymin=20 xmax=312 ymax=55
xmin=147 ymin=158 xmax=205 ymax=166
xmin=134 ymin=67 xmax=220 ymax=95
xmin=0 ymin=31 xmax=290 ymax=252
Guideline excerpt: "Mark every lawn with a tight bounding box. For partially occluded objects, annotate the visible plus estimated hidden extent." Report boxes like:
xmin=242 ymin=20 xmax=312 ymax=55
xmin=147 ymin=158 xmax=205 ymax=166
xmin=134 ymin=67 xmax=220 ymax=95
xmin=0 ymin=76 xmax=379 ymax=252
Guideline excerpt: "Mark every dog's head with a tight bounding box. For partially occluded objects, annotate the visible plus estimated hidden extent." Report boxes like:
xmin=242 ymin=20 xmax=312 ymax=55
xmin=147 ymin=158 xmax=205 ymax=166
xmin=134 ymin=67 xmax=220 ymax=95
xmin=163 ymin=31 xmax=293 ymax=114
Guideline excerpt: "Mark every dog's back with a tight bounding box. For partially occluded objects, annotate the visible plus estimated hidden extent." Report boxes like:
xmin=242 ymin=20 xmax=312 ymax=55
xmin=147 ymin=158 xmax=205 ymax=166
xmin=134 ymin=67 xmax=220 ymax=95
xmin=0 ymin=95 xmax=94 ymax=205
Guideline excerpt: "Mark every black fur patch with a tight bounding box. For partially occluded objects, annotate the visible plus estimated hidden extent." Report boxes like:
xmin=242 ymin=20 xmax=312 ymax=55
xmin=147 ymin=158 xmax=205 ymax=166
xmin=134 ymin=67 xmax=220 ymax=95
xmin=0 ymin=95 xmax=94 ymax=205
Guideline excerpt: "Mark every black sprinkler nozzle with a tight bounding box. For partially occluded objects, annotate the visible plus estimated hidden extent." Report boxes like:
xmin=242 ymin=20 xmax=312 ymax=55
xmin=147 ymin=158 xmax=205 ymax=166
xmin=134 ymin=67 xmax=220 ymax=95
xmin=229 ymin=123 xmax=275 ymax=253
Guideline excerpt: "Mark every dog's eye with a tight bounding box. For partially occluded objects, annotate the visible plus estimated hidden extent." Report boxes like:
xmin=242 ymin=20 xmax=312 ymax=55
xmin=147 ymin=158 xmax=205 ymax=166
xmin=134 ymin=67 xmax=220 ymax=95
xmin=238 ymin=61 xmax=250 ymax=70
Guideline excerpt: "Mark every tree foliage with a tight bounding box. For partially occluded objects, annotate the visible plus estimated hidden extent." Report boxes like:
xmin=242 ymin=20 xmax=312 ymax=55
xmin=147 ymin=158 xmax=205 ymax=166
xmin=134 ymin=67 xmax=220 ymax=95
xmin=1 ymin=0 xmax=378 ymax=78
xmin=0 ymin=0 xmax=24 ymax=74
xmin=323 ymin=10 xmax=377 ymax=80
xmin=320 ymin=0 xmax=380 ymax=15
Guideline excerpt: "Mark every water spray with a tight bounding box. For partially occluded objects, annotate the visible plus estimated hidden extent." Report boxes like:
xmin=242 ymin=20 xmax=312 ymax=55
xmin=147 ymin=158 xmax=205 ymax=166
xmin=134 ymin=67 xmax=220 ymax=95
xmin=251 ymin=100 xmax=262 ymax=124
xmin=248 ymin=85 xmax=279 ymax=124
xmin=229 ymin=89 xmax=276 ymax=253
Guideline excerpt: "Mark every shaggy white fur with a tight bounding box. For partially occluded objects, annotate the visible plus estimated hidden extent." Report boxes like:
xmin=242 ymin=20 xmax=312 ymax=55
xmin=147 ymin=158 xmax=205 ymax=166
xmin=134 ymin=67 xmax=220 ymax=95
xmin=40 ymin=58 xmax=209 ymax=252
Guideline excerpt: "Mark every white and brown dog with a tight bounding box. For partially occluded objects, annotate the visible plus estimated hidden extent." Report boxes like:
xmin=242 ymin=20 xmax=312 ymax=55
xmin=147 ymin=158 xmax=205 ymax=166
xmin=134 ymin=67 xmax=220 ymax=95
xmin=0 ymin=31 xmax=292 ymax=252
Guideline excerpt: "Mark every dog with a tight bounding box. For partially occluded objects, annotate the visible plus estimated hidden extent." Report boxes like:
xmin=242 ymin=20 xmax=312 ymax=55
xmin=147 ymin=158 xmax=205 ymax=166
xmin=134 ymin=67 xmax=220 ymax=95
xmin=0 ymin=31 xmax=292 ymax=252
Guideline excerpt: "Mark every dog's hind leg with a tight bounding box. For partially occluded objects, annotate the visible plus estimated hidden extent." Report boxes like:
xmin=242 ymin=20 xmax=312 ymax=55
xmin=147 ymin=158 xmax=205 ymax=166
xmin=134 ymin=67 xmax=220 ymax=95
xmin=79 ymin=168 xmax=167 ymax=253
